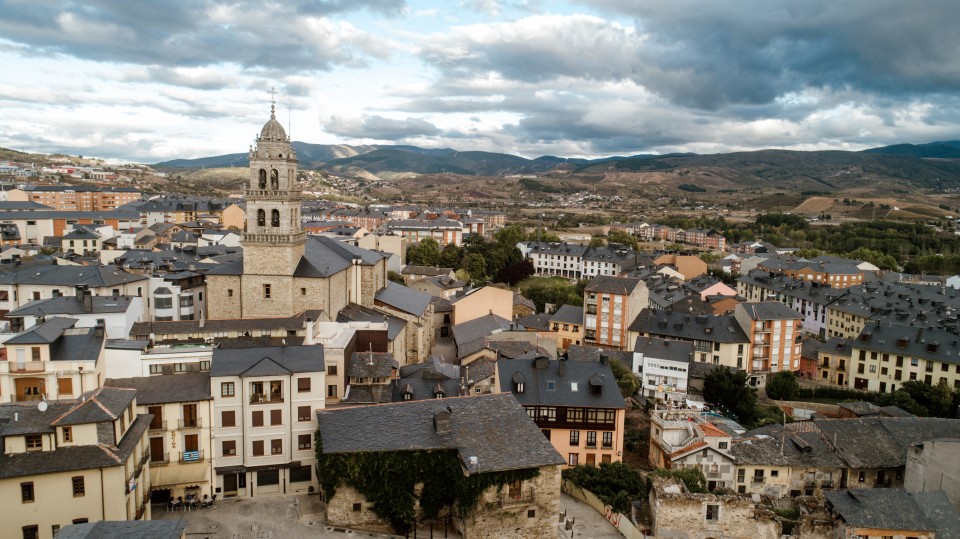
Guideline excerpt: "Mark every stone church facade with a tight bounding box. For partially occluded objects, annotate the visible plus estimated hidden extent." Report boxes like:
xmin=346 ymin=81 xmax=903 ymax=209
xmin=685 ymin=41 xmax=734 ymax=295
xmin=205 ymin=103 xmax=387 ymax=320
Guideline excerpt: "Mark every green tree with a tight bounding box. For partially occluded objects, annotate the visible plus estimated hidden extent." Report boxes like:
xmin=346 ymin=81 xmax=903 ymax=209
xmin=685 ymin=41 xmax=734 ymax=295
xmin=589 ymin=236 xmax=606 ymax=248
xmin=607 ymin=229 xmax=639 ymax=251
xmin=438 ymin=244 xmax=462 ymax=269
xmin=607 ymin=357 xmax=639 ymax=398
xmin=461 ymin=253 xmax=488 ymax=285
xmin=765 ymin=371 xmax=800 ymax=401
xmin=703 ymin=367 xmax=758 ymax=426
xmin=407 ymin=237 xmax=441 ymax=266
xmin=497 ymin=259 xmax=535 ymax=286
xmin=387 ymin=271 xmax=405 ymax=285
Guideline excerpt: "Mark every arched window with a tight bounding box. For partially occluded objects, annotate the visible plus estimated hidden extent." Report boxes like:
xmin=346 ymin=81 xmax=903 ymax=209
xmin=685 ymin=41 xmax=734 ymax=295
xmin=270 ymin=169 xmax=279 ymax=189
xmin=258 ymin=169 xmax=267 ymax=189
xmin=257 ymin=209 xmax=265 ymax=227
xmin=271 ymin=209 xmax=280 ymax=227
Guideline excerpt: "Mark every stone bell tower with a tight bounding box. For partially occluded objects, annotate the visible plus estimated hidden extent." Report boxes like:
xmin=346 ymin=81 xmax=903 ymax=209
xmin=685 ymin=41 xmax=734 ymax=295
xmin=242 ymin=93 xmax=306 ymax=277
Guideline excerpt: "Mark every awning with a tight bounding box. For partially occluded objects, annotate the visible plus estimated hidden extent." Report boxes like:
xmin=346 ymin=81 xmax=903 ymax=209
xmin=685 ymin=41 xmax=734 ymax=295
xmin=150 ymin=463 xmax=210 ymax=489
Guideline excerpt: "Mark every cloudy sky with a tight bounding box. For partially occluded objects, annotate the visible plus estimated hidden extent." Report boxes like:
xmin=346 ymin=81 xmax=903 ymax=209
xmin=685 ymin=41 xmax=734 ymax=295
xmin=1 ymin=0 xmax=959 ymax=163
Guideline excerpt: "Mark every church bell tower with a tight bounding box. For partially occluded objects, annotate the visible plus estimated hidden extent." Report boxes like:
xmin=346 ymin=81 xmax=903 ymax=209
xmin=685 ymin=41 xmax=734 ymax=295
xmin=242 ymin=92 xmax=306 ymax=276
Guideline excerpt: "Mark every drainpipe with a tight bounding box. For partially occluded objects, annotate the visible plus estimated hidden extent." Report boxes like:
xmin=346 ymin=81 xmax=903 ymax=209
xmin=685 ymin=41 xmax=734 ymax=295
xmin=99 ymin=467 xmax=106 ymax=520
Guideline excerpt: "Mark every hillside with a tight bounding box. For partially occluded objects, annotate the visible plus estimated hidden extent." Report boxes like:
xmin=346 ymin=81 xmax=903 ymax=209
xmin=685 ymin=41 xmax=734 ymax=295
xmin=155 ymin=141 xmax=379 ymax=169
xmin=862 ymin=141 xmax=960 ymax=158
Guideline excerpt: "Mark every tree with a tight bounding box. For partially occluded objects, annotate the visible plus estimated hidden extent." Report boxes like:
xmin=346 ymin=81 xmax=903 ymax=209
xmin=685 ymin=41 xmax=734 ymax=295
xmin=497 ymin=259 xmax=534 ymax=286
xmin=461 ymin=253 xmax=488 ymax=285
xmin=438 ymin=244 xmax=462 ymax=269
xmin=607 ymin=357 xmax=639 ymax=398
xmin=703 ymin=367 xmax=758 ymax=426
xmin=387 ymin=271 xmax=405 ymax=285
xmin=765 ymin=371 xmax=800 ymax=401
xmin=407 ymin=237 xmax=441 ymax=266
xmin=589 ymin=237 xmax=606 ymax=248
xmin=607 ymin=229 xmax=639 ymax=251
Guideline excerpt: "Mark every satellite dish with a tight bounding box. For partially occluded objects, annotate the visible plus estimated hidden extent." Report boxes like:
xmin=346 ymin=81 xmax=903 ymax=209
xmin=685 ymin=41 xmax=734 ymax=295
xmin=37 ymin=401 xmax=48 ymax=412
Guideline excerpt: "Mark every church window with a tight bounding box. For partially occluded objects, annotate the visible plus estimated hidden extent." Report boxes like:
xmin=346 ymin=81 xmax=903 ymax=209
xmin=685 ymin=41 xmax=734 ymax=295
xmin=258 ymin=169 xmax=267 ymax=189
xmin=271 ymin=209 xmax=280 ymax=227
xmin=270 ymin=169 xmax=279 ymax=189
xmin=257 ymin=209 xmax=265 ymax=227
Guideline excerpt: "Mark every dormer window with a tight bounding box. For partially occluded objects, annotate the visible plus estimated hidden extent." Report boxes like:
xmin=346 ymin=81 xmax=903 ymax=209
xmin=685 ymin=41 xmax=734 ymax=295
xmin=25 ymin=434 xmax=42 ymax=451
xmin=515 ymin=382 xmax=525 ymax=394
xmin=403 ymin=393 xmax=412 ymax=401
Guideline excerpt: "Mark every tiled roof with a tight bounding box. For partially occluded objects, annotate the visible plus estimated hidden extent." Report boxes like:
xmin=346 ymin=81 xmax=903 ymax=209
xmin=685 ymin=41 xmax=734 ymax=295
xmin=550 ymin=304 xmax=584 ymax=325
xmin=816 ymin=416 xmax=960 ymax=469
xmin=451 ymin=313 xmax=514 ymax=359
xmin=52 ymin=387 xmax=137 ymax=426
xmin=826 ymin=489 xmax=960 ymax=535
xmin=585 ymin=275 xmax=643 ymax=295
xmin=210 ymin=345 xmax=324 ymax=377
xmin=633 ymin=337 xmax=694 ymax=363
xmin=496 ymin=358 xmax=625 ymax=409
xmin=375 ymin=282 xmax=432 ymax=317
xmin=629 ymin=309 xmax=749 ymax=344
xmin=4 ymin=317 xmax=78 ymax=344
xmin=0 ymin=264 xmax=147 ymax=287
xmin=337 ymin=303 xmax=406 ymax=340
xmin=7 ymin=295 xmax=136 ymax=317
xmin=348 ymin=352 xmax=398 ymax=378
xmin=317 ymin=393 xmax=564 ymax=474
xmin=56 ymin=520 xmax=188 ymax=539
xmin=130 ymin=310 xmax=323 ymax=338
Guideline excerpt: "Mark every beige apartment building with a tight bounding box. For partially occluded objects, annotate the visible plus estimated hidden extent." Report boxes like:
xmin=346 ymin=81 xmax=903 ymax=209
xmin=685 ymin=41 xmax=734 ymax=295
xmin=105 ymin=373 xmax=214 ymax=503
xmin=849 ymin=323 xmax=960 ymax=393
xmin=450 ymin=285 xmax=514 ymax=325
xmin=583 ymin=275 xmax=648 ymax=350
xmin=0 ymin=387 xmax=152 ymax=539
xmin=7 ymin=186 xmax=141 ymax=212
xmin=733 ymin=302 xmax=803 ymax=379
xmin=210 ymin=345 xmax=325 ymax=498
xmin=627 ymin=309 xmax=750 ymax=375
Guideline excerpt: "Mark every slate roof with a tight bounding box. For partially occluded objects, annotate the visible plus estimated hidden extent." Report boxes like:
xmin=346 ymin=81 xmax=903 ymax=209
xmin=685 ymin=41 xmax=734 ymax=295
xmin=816 ymin=416 xmax=960 ymax=469
xmin=0 ymin=401 xmax=77 ymax=436
xmin=0 ymin=413 xmax=151 ymax=480
xmin=634 ymin=337 xmax=694 ymax=363
xmin=348 ymin=351 xmax=398 ymax=378
xmin=826 ymin=489 xmax=960 ymax=536
xmin=7 ymin=295 xmax=136 ymax=317
xmin=629 ymin=309 xmax=749 ymax=344
xmin=210 ymin=345 xmax=324 ymax=377
xmin=50 ymin=327 xmax=105 ymax=362
xmin=496 ymin=357 xmax=626 ymax=409
xmin=584 ymin=275 xmax=643 ymax=295
xmin=4 ymin=316 xmax=78 ymax=344
xmin=565 ymin=344 xmax=601 ymax=362
xmin=52 ymin=387 xmax=137 ymax=426
xmin=737 ymin=301 xmax=803 ymax=320
xmin=0 ymin=264 xmax=147 ymax=287
xmin=56 ymin=520 xmax=188 ymax=539
xmin=731 ymin=427 xmax=845 ymax=468
xmin=63 ymin=227 xmax=101 ymax=240
xmin=485 ymin=340 xmax=551 ymax=359
xmin=130 ymin=310 xmax=323 ymax=339
xmin=317 ymin=393 xmax=564 ymax=474
xmin=105 ymin=373 xmax=212 ymax=405
xmin=855 ymin=323 xmax=960 ymax=365
xmin=451 ymin=313 xmax=514 ymax=359
xmin=337 ymin=303 xmax=406 ymax=340
xmin=394 ymin=359 xmax=464 ymax=402
xmin=550 ymin=304 xmax=584 ymax=325
xmin=517 ymin=312 xmax=551 ymax=331
xmin=375 ymin=282 xmax=432 ymax=317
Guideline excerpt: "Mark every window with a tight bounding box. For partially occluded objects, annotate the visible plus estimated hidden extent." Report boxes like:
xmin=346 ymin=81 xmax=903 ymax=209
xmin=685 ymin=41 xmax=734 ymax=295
xmin=353 ymin=503 xmax=362 ymax=512
xmin=546 ymin=380 xmax=556 ymax=391
xmin=705 ymin=504 xmax=719 ymax=521
xmin=858 ymin=471 xmax=865 ymax=483
xmin=31 ymin=347 xmax=40 ymax=361
xmin=222 ymin=440 xmax=236 ymax=456
xmin=227 ymin=289 xmax=234 ymax=297
xmin=221 ymin=411 xmax=236 ymax=428
xmin=569 ymin=430 xmax=580 ymax=446
xmin=57 ymin=377 xmax=73 ymax=396
xmin=515 ymin=382 xmax=524 ymax=393
xmin=252 ymin=440 xmax=264 ymax=456
xmin=263 ymin=284 xmax=271 ymax=299
xmin=290 ymin=465 xmax=312 ymax=483
xmin=754 ymin=469 xmax=765 ymax=483
xmin=718 ymin=441 xmax=728 ymax=449
xmin=298 ymin=406 xmax=311 ymax=422
xmin=527 ymin=509 xmax=536 ymax=518
xmin=149 ymin=364 xmax=162 ymax=375
xmin=568 ymin=453 xmax=579 ymax=466
xmin=301 ymin=288 xmax=307 ymax=296
xmin=199 ymin=361 xmax=210 ymax=371
xmin=62 ymin=427 xmax=72 ymax=443
xmin=252 ymin=411 xmax=264 ymax=427
xmin=602 ymin=432 xmax=613 ymax=448
xmin=586 ymin=431 xmax=597 ymax=448
xmin=270 ymin=409 xmax=282 ymax=426
xmin=21 ymin=482 xmax=34 ymax=503
xmin=737 ymin=469 xmax=745 ymax=483
xmin=155 ymin=297 xmax=173 ymax=309
xmin=327 ymin=385 xmax=338 ymax=398
xmin=297 ymin=377 xmax=311 ymax=392
xmin=22 ymin=526 xmax=38 ymax=539
xmin=258 ymin=469 xmax=279 ymax=486
xmin=51 ymin=525 xmax=60 ymax=537
xmin=72 ymin=476 xmax=85 ymax=497
xmin=771 ymin=470 xmax=779 ymax=477
xmin=327 ymin=365 xmax=338 ymax=376
xmin=298 ymin=434 xmax=311 ymax=450
xmin=271 ymin=439 xmax=282 ymax=454
xmin=25 ymin=434 xmax=41 ymax=451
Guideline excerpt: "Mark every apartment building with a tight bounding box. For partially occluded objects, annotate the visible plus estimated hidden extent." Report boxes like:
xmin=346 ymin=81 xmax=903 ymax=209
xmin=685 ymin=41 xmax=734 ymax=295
xmin=733 ymin=302 xmax=803 ymax=377
xmin=849 ymin=323 xmax=960 ymax=393
xmin=105 ymin=373 xmax=213 ymax=502
xmin=496 ymin=356 xmax=626 ymax=467
xmin=549 ymin=304 xmax=584 ymax=352
xmin=0 ymin=265 xmax=148 ymax=319
xmin=583 ymin=275 xmax=648 ymax=350
xmin=0 ymin=387 xmax=152 ymax=539
xmin=813 ymin=337 xmax=853 ymax=387
xmin=757 ymin=255 xmax=865 ymax=288
xmin=5 ymin=289 xmax=142 ymax=339
xmin=384 ymin=218 xmax=463 ymax=246
xmin=648 ymin=409 xmax=736 ymax=491
xmin=209 ymin=345 xmax=325 ymax=497
xmin=628 ymin=309 xmax=750 ymax=376
xmin=15 ymin=186 xmax=141 ymax=212
xmin=517 ymin=242 xmax=589 ymax=279
xmin=633 ymin=337 xmax=693 ymax=404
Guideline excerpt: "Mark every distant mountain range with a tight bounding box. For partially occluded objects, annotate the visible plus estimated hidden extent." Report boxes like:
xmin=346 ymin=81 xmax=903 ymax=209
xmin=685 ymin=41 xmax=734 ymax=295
xmin=152 ymin=141 xmax=960 ymax=180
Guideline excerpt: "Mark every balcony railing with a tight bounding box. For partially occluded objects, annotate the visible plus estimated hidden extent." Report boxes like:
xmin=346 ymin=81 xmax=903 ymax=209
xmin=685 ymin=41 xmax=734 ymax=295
xmin=180 ymin=450 xmax=204 ymax=463
xmin=178 ymin=417 xmax=202 ymax=429
xmin=149 ymin=420 xmax=167 ymax=431
xmin=249 ymin=393 xmax=284 ymax=405
xmin=9 ymin=361 xmax=45 ymax=373
xmin=150 ymin=452 xmax=169 ymax=465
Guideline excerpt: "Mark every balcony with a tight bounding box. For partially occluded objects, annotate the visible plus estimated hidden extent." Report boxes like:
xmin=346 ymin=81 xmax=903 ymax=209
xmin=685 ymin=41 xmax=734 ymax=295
xmin=178 ymin=417 xmax=202 ymax=429
xmin=150 ymin=452 xmax=170 ymax=465
xmin=149 ymin=420 xmax=167 ymax=432
xmin=249 ymin=393 xmax=284 ymax=405
xmin=180 ymin=450 xmax=204 ymax=463
xmin=8 ymin=361 xmax=45 ymax=373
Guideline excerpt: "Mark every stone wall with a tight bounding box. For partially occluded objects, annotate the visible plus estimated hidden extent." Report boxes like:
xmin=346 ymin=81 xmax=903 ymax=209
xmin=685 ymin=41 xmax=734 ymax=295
xmin=651 ymin=478 xmax=781 ymax=539
xmin=205 ymin=274 xmax=242 ymax=319
xmin=459 ymin=465 xmax=561 ymax=539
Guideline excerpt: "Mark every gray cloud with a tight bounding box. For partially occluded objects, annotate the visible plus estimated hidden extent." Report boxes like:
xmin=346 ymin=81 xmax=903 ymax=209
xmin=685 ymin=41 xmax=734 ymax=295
xmin=0 ymin=0 xmax=403 ymax=70
xmin=323 ymin=115 xmax=441 ymax=140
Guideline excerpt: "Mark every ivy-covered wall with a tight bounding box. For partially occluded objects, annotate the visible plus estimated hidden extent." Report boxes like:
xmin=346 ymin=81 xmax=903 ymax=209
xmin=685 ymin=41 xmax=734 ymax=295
xmin=316 ymin=431 xmax=557 ymax=536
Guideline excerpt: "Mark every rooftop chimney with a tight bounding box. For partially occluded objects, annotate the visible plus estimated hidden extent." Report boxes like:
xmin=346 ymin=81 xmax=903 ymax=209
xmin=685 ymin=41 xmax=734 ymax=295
xmin=433 ymin=409 xmax=451 ymax=434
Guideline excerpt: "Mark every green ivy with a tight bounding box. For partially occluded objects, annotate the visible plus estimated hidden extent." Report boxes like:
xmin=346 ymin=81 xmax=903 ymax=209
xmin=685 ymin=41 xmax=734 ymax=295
xmin=315 ymin=432 xmax=539 ymax=534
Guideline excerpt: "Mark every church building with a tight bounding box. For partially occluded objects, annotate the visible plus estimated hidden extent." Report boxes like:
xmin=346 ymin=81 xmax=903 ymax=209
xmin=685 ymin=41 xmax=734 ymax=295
xmin=205 ymin=102 xmax=388 ymax=320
